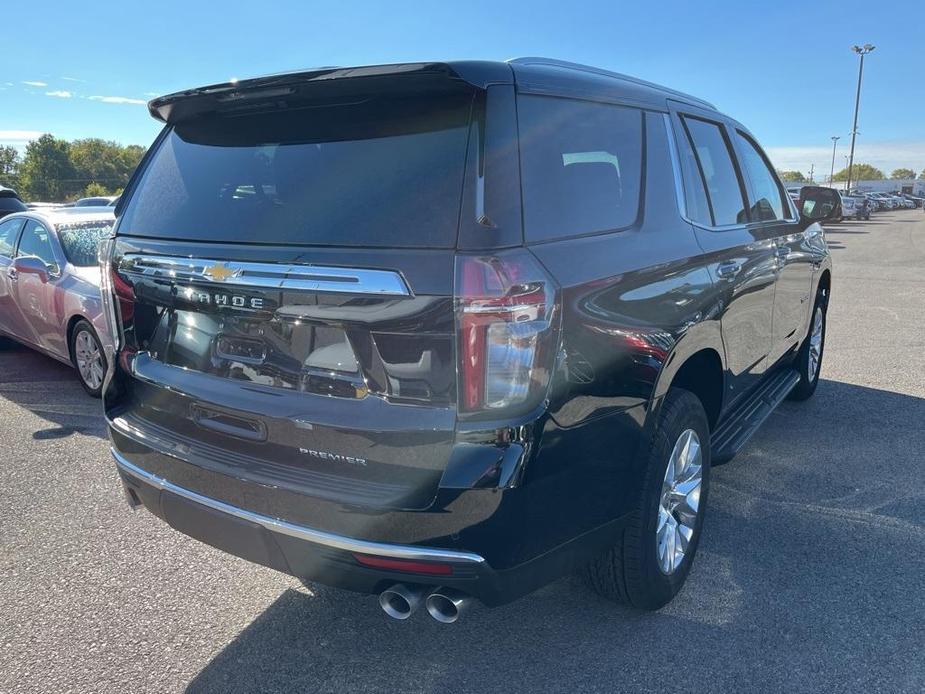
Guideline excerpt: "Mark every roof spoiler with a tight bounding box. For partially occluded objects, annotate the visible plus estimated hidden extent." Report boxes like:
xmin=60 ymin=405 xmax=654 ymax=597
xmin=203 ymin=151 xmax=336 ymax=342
xmin=147 ymin=61 xmax=513 ymax=124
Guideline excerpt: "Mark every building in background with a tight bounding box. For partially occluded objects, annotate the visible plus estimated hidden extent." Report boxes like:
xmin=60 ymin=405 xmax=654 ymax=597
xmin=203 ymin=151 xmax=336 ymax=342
xmin=820 ymin=179 xmax=925 ymax=195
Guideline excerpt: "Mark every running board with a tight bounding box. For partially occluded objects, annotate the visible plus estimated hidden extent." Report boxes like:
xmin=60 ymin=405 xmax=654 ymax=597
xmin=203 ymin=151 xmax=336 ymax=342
xmin=711 ymin=368 xmax=800 ymax=465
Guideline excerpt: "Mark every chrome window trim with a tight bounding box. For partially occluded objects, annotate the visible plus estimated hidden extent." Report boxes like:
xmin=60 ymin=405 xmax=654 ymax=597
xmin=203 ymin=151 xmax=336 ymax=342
xmin=663 ymin=112 xmax=759 ymax=234
xmin=112 ymin=448 xmax=487 ymax=566
xmin=665 ymin=113 xmax=801 ymax=230
xmin=118 ymin=254 xmax=412 ymax=297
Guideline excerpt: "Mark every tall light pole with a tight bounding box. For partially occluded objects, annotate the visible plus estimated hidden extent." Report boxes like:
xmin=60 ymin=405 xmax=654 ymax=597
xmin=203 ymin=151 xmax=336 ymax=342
xmin=808 ymin=163 xmax=815 ymax=183
xmin=830 ymin=136 xmax=840 ymax=185
xmin=846 ymin=44 xmax=875 ymax=192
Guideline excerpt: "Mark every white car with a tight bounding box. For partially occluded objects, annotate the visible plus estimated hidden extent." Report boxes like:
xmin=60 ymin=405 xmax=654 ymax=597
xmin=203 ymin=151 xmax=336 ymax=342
xmin=843 ymin=195 xmax=871 ymax=220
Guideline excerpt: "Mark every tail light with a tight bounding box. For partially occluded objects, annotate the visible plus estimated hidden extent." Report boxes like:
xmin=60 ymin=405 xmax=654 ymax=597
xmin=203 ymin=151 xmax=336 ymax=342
xmin=98 ymin=237 xmax=134 ymax=354
xmin=455 ymin=250 xmax=559 ymax=416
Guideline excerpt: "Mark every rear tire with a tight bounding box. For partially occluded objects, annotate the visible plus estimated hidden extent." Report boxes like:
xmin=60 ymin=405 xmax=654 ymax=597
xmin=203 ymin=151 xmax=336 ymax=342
xmin=69 ymin=320 xmax=107 ymax=398
xmin=788 ymin=287 xmax=827 ymax=401
xmin=582 ymin=389 xmax=711 ymax=610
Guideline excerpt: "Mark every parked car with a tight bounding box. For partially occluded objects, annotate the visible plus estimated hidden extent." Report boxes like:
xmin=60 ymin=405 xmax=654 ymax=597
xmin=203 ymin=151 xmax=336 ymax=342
xmin=853 ymin=192 xmax=880 ymax=212
xmin=71 ymin=196 xmax=118 ymax=207
xmin=0 ymin=208 xmax=113 ymax=395
xmin=101 ymin=59 xmax=832 ymax=619
xmin=25 ymin=202 xmax=66 ymax=211
xmin=867 ymin=193 xmax=894 ymax=210
xmin=0 ymin=186 xmax=27 ymax=220
xmin=841 ymin=195 xmax=870 ymax=220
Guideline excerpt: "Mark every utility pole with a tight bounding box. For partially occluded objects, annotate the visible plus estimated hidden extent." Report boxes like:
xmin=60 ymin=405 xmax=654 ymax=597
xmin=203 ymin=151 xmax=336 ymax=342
xmin=808 ymin=163 xmax=815 ymax=183
xmin=846 ymin=44 xmax=875 ymax=192
xmin=830 ymin=136 xmax=840 ymax=185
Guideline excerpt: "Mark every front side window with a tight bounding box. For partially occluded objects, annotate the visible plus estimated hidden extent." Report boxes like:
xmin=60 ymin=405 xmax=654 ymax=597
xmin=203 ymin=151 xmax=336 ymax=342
xmin=57 ymin=219 xmax=115 ymax=267
xmin=17 ymin=220 xmax=58 ymax=271
xmin=681 ymin=116 xmax=748 ymax=226
xmin=735 ymin=131 xmax=790 ymax=221
xmin=518 ymin=95 xmax=643 ymax=242
xmin=0 ymin=218 xmax=23 ymax=258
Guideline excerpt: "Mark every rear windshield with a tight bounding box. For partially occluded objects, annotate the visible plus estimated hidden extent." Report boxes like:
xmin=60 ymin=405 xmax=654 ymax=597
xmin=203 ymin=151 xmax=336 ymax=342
xmin=58 ymin=219 xmax=114 ymax=266
xmin=0 ymin=197 xmax=27 ymax=212
xmin=119 ymin=92 xmax=474 ymax=248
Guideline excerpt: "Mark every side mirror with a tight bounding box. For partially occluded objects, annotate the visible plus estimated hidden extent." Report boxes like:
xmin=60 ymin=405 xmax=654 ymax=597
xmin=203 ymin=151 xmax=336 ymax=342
xmin=14 ymin=256 xmax=53 ymax=283
xmin=798 ymin=186 xmax=841 ymax=223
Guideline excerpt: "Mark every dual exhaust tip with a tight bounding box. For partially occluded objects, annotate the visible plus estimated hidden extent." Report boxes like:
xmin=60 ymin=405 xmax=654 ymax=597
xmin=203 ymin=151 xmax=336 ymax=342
xmin=378 ymin=584 xmax=470 ymax=623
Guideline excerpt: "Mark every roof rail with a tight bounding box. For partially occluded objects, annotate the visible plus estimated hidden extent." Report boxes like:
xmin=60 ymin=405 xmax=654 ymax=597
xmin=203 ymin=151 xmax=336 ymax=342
xmin=507 ymin=57 xmax=717 ymax=111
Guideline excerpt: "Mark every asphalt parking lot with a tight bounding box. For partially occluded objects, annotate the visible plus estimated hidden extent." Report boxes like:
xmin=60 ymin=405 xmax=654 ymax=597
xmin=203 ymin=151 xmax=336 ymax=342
xmin=1 ymin=210 xmax=924 ymax=694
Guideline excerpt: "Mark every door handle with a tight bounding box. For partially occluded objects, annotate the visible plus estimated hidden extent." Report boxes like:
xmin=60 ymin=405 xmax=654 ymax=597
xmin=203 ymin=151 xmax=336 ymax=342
xmin=716 ymin=261 xmax=742 ymax=279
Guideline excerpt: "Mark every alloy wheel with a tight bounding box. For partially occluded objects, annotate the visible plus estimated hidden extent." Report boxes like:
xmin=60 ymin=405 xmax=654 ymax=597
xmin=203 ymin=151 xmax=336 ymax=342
xmin=75 ymin=329 xmax=104 ymax=390
xmin=656 ymin=428 xmax=703 ymax=575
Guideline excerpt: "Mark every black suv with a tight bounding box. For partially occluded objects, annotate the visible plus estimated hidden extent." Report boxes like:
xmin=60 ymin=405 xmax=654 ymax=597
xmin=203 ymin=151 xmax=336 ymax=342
xmin=102 ymin=59 xmax=832 ymax=621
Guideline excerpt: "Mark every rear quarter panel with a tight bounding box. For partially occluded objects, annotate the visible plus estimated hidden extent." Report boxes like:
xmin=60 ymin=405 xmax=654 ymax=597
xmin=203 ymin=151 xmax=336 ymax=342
xmin=525 ymin=110 xmax=726 ymax=539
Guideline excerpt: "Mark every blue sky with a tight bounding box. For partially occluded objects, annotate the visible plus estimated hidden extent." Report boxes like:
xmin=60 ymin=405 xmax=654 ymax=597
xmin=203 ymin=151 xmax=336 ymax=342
xmin=2 ymin=0 xmax=921 ymax=176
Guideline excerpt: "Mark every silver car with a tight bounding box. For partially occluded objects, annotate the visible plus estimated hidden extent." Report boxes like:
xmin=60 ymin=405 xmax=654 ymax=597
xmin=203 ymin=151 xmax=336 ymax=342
xmin=0 ymin=208 xmax=113 ymax=396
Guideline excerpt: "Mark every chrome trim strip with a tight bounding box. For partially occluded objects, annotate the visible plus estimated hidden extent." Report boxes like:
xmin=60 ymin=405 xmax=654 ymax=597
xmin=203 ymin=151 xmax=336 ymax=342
xmin=663 ymin=113 xmax=689 ymax=222
xmin=118 ymin=254 xmax=412 ymax=296
xmin=111 ymin=448 xmax=486 ymax=566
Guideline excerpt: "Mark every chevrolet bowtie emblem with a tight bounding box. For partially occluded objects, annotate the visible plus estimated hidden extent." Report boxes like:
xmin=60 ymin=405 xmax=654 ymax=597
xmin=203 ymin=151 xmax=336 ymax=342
xmin=202 ymin=263 xmax=241 ymax=282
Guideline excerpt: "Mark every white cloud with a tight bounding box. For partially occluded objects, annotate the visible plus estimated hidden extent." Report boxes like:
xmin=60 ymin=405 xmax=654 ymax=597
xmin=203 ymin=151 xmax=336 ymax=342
xmin=45 ymin=90 xmax=73 ymax=98
xmin=0 ymin=130 xmax=45 ymax=147
xmin=87 ymin=95 xmax=146 ymax=105
xmin=60 ymin=76 xmax=86 ymax=83
xmin=765 ymin=141 xmax=925 ymax=178
xmin=22 ymin=80 xmax=47 ymax=87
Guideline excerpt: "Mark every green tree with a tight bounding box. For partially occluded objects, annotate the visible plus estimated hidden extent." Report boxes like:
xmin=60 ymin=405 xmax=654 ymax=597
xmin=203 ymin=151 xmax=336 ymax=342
xmin=831 ymin=163 xmax=884 ymax=182
xmin=777 ymin=170 xmax=806 ymax=182
xmin=16 ymin=135 xmax=146 ymax=201
xmin=19 ymin=134 xmax=77 ymax=201
xmin=0 ymin=145 xmax=21 ymax=190
xmin=83 ymin=181 xmax=111 ymax=197
xmin=890 ymin=168 xmax=915 ymax=180
xmin=70 ymin=138 xmax=145 ymax=195
xmin=920 ymin=168 xmax=925 ymax=180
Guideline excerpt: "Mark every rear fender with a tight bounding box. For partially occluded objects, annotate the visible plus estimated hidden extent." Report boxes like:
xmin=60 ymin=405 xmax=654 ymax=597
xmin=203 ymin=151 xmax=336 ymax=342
xmin=643 ymin=318 xmax=726 ymax=442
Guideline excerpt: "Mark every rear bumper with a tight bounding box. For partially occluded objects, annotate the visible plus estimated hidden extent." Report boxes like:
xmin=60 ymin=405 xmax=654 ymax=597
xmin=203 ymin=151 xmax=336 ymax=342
xmin=114 ymin=448 xmax=485 ymax=565
xmin=113 ymin=447 xmax=625 ymax=606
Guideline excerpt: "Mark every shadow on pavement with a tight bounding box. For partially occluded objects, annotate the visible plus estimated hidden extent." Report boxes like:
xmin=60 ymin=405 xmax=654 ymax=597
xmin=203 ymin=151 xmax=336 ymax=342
xmin=0 ymin=337 xmax=105 ymax=439
xmin=184 ymin=379 xmax=925 ymax=693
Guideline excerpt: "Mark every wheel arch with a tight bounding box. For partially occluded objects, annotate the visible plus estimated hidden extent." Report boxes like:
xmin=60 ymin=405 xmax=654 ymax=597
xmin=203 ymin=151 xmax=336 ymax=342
xmin=817 ymin=268 xmax=831 ymax=308
xmin=645 ymin=322 xmax=727 ymax=440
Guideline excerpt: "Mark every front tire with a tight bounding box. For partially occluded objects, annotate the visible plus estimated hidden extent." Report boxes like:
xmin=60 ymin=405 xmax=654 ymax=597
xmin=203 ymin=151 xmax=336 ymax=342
xmin=788 ymin=287 xmax=827 ymax=401
xmin=70 ymin=320 xmax=107 ymax=398
xmin=583 ymin=389 xmax=711 ymax=610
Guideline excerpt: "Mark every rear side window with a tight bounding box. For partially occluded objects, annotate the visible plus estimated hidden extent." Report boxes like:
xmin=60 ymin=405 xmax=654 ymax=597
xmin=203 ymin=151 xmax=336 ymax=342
xmin=518 ymin=96 xmax=643 ymax=242
xmin=119 ymin=91 xmax=474 ymax=248
xmin=734 ymin=131 xmax=790 ymax=221
xmin=681 ymin=116 xmax=748 ymax=226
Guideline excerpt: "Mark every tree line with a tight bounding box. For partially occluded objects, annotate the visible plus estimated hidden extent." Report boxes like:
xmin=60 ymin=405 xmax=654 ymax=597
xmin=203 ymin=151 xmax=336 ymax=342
xmin=0 ymin=135 xmax=146 ymax=202
xmin=777 ymin=165 xmax=925 ymax=184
